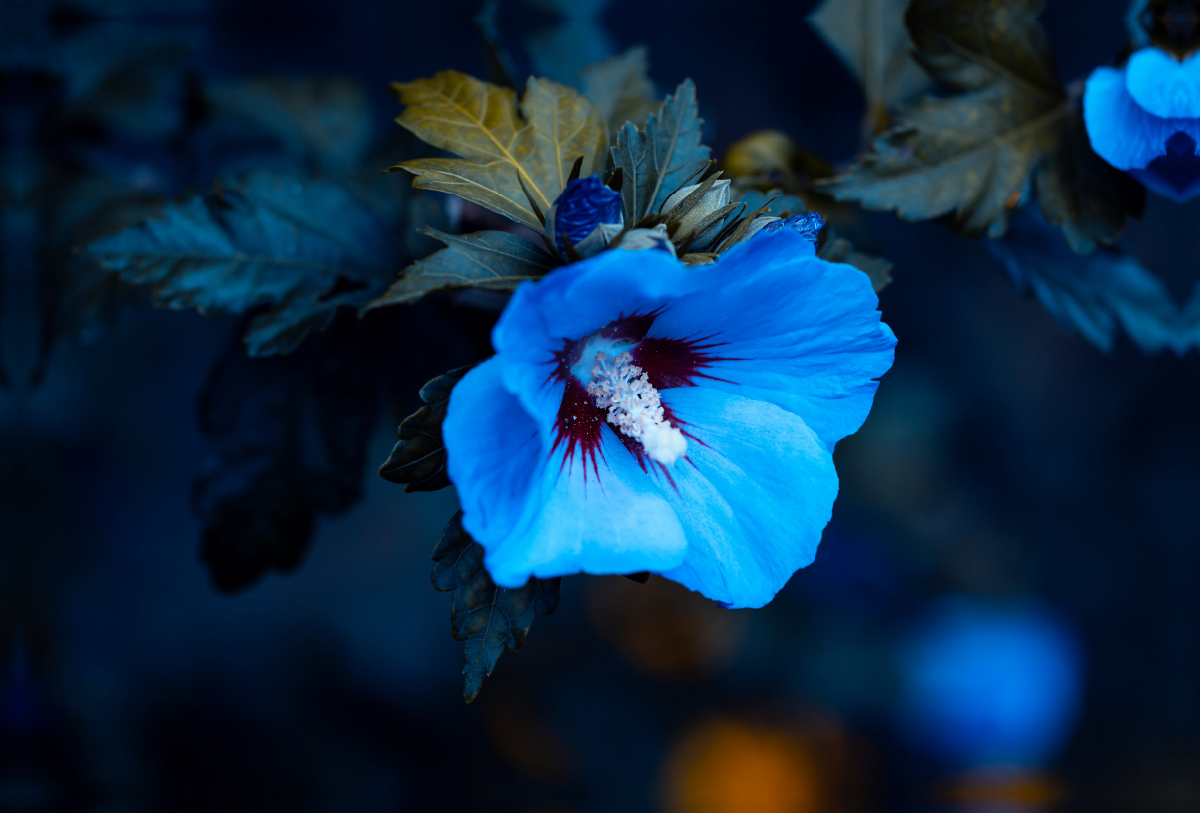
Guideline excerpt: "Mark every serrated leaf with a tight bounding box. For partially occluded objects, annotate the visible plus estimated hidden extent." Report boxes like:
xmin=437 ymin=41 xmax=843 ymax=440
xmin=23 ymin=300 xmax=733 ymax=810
xmin=580 ymin=46 xmax=658 ymax=135
xmin=363 ymin=229 xmax=554 ymax=311
xmin=206 ymin=77 xmax=373 ymax=170
xmin=432 ymin=512 xmax=561 ymax=702
xmin=821 ymin=0 xmax=1136 ymax=249
xmin=611 ymin=80 xmax=711 ymax=223
xmin=984 ymin=209 xmax=1181 ymax=354
xmin=822 ymin=81 xmax=1065 ymax=239
xmin=391 ymin=72 xmax=607 ymax=232
xmin=83 ymin=171 xmax=402 ymax=355
xmin=807 ymin=0 xmax=931 ymax=131
xmin=379 ymin=366 xmax=472 ymax=493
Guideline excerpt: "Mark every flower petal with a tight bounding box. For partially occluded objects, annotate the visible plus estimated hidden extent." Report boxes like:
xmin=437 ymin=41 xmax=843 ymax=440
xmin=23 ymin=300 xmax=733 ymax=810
xmin=649 ymin=229 xmax=895 ymax=450
xmin=656 ymin=387 xmax=838 ymax=609
xmin=444 ymin=358 xmax=542 ymax=548
xmin=445 ymin=359 xmax=688 ymax=588
xmin=1083 ymin=65 xmax=1200 ymax=170
xmin=484 ymin=423 xmax=688 ymax=587
xmin=1126 ymin=47 xmax=1200 ymax=119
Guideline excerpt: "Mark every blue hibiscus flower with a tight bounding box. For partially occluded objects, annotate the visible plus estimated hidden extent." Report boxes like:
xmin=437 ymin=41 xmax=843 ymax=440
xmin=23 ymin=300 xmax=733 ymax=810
xmin=441 ymin=228 xmax=896 ymax=609
xmin=1085 ymin=46 xmax=1200 ymax=200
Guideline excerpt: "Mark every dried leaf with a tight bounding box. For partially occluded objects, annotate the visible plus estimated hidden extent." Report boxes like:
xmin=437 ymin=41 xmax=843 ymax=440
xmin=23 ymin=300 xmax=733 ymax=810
xmin=379 ymin=366 xmax=471 ymax=493
xmin=390 ymin=71 xmax=607 ymax=232
xmin=362 ymin=229 xmax=554 ymax=311
xmin=432 ymin=512 xmax=561 ymax=703
xmin=611 ymin=80 xmax=711 ymax=223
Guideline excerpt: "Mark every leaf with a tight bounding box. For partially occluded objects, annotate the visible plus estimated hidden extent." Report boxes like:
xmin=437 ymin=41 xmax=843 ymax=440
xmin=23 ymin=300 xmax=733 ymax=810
xmin=379 ymin=366 xmax=472 ymax=493
xmin=723 ymin=130 xmax=833 ymax=193
xmin=983 ymin=209 xmax=1182 ymax=354
xmin=807 ymin=0 xmax=931 ymax=132
xmin=1034 ymin=107 xmax=1146 ymax=255
xmin=821 ymin=0 xmax=1137 ymax=249
xmin=206 ymin=77 xmax=374 ymax=170
xmin=391 ymin=72 xmax=607 ymax=232
xmin=362 ymin=229 xmax=554 ymax=311
xmin=611 ymin=80 xmax=711 ymax=223
xmin=818 ymin=233 xmax=893 ymax=292
xmin=905 ymin=0 xmax=1059 ymax=95
xmin=83 ymin=171 xmax=403 ymax=356
xmin=580 ymin=46 xmax=659 ymax=135
xmin=432 ymin=512 xmax=561 ymax=703
xmin=822 ymin=80 xmax=1064 ymax=239
xmin=193 ymin=315 xmax=382 ymax=592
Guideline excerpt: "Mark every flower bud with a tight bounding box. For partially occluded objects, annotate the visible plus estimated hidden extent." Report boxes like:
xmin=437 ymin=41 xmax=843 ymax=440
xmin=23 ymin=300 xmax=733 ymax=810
xmin=545 ymin=174 xmax=623 ymax=256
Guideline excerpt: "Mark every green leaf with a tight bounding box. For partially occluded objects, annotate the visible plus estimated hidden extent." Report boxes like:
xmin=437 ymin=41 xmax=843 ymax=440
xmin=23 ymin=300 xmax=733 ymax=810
xmin=362 ymin=229 xmax=554 ymax=311
xmin=580 ymin=46 xmax=659 ymax=136
xmin=432 ymin=512 xmax=561 ymax=703
xmin=390 ymin=71 xmax=607 ymax=232
xmin=611 ymin=79 xmax=711 ymax=223
xmin=83 ymin=171 xmax=403 ymax=356
xmin=378 ymin=366 xmax=471 ymax=493
xmin=807 ymin=0 xmax=931 ymax=131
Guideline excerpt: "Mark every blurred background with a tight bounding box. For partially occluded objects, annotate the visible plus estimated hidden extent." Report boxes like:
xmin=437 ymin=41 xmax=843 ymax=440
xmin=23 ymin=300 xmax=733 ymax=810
xmin=4 ymin=0 xmax=1200 ymax=810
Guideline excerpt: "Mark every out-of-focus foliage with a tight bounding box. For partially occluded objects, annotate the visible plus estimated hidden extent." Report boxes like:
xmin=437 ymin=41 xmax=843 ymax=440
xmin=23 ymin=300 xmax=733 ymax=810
xmin=432 ymin=512 xmax=561 ymax=703
xmin=193 ymin=316 xmax=382 ymax=592
xmin=388 ymin=71 xmax=608 ymax=232
xmin=379 ymin=366 xmax=471 ymax=493
xmin=820 ymin=0 xmax=1144 ymax=252
xmin=807 ymin=0 xmax=931 ymax=137
xmin=984 ymin=210 xmax=1182 ymax=354
xmin=84 ymin=171 xmax=404 ymax=356
xmin=580 ymin=46 xmax=660 ymax=139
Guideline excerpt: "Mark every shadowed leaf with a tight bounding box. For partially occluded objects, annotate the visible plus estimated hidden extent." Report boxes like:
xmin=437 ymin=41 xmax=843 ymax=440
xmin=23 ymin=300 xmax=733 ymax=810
xmin=363 ymin=228 xmax=554 ymax=311
xmin=905 ymin=0 xmax=1059 ymax=95
xmin=1034 ymin=107 xmax=1146 ymax=254
xmin=194 ymin=316 xmax=382 ymax=592
xmin=83 ymin=171 xmax=402 ymax=355
xmin=818 ymin=233 xmax=893 ymax=292
xmin=390 ymin=71 xmax=607 ymax=232
xmin=808 ymin=0 xmax=930 ymax=133
xmin=206 ymin=77 xmax=373 ymax=170
xmin=432 ymin=512 xmax=561 ymax=702
xmin=379 ymin=366 xmax=472 ymax=493
xmin=611 ymin=80 xmax=711 ymax=223
xmin=984 ymin=209 xmax=1181 ymax=353
xmin=580 ymin=46 xmax=658 ymax=135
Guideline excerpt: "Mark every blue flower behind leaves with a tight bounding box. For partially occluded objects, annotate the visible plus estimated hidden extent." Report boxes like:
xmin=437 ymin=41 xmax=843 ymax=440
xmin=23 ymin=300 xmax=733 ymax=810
xmin=1084 ymin=47 xmax=1200 ymax=200
xmin=546 ymin=174 xmax=622 ymax=253
xmin=760 ymin=212 xmax=825 ymax=245
xmin=441 ymin=230 xmax=896 ymax=609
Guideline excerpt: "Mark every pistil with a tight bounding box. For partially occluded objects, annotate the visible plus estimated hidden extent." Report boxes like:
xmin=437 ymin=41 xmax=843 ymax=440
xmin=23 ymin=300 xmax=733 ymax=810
xmin=586 ymin=351 xmax=687 ymax=465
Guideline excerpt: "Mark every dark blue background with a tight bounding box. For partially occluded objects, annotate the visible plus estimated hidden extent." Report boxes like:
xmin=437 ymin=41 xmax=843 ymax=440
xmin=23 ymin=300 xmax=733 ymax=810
xmin=6 ymin=0 xmax=1200 ymax=810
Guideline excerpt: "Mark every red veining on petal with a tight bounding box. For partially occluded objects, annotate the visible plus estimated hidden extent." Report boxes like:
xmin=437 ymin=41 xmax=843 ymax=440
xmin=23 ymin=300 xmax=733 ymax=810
xmin=547 ymin=308 xmax=729 ymax=484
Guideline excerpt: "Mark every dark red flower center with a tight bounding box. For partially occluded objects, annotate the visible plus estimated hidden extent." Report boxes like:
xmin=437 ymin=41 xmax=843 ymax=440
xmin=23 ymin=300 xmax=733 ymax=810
xmin=547 ymin=308 xmax=730 ymax=482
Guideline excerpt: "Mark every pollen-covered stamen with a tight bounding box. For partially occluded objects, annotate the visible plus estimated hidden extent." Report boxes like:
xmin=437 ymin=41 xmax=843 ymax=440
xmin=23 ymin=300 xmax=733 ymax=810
xmin=586 ymin=351 xmax=687 ymax=465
